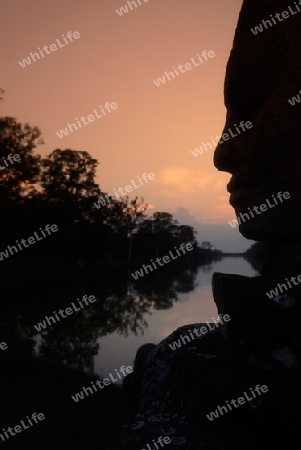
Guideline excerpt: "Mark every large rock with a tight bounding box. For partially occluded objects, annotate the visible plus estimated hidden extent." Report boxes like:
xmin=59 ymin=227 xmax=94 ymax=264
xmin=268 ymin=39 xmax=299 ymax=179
xmin=118 ymin=273 xmax=301 ymax=449
xmin=214 ymin=0 xmax=301 ymax=241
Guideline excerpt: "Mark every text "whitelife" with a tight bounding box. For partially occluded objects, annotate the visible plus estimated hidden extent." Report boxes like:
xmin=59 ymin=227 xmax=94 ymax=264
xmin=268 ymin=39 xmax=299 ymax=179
xmin=18 ymin=31 xmax=81 ymax=68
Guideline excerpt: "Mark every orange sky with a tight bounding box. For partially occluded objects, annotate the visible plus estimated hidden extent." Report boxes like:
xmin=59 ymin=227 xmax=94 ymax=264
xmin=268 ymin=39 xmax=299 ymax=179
xmin=1 ymin=0 xmax=251 ymax=251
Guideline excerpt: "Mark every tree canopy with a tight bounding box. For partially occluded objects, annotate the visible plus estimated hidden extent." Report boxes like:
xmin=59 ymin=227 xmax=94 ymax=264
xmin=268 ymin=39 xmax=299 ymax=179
xmin=0 ymin=115 xmax=218 ymax=266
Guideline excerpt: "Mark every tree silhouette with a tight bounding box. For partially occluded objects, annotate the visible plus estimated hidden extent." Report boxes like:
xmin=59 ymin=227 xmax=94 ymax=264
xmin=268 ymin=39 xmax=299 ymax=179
xmin=0 ymin=117 xmax=42 ymax=198
xmin=41 ymin=149 xmax=99 ymax=201
xmin=151 ymin=212 xmax=179 ymax=233
xmin=201 ymin=241 xmax=213 ymax=250
xmin=40 ymin=148 xmax=101 ymax=226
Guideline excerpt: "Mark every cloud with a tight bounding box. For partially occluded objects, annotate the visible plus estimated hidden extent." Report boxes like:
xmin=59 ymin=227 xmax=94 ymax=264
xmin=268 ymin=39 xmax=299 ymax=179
xmin=172 ymin=207 xmax=254 ymax=253
xmin=153 ymin=165 xmax=236 ymax=226
xmin=159 ymin=167 xmax=211 ymax=193
xmin=158 ymin=166 xmax=229 ymax=196
xmin=146 ymin=203 xmax=156 ymax=210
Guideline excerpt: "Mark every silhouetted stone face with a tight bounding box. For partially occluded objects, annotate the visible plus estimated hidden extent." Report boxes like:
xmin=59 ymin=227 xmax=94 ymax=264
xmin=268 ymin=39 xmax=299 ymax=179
xmin=214 ymin=0 xmax=301 ymax=241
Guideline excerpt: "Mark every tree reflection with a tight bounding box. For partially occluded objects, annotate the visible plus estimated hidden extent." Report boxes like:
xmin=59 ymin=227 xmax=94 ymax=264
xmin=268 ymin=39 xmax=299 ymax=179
xmin=1 ymin=258 xmax=203 ymax=372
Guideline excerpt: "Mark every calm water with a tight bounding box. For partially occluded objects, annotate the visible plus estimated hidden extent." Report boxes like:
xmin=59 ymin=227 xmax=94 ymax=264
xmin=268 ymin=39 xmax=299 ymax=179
xmin=95 ymin=257 xmax=258 ymax=381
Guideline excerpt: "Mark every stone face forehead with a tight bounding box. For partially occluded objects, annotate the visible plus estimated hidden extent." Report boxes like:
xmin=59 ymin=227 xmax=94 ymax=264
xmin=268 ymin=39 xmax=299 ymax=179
xmin=214 ymin=0 xmax=301 ymax=241
xmin=237 ymin=0 xmax=299 ymax=18
xmin=226 ymin=0 xmax=301 ymax=111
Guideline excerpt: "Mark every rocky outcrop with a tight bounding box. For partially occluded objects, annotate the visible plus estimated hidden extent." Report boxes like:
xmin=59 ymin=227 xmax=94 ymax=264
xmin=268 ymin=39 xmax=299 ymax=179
xmin=118 ymin=273 xmax=301 ymax=449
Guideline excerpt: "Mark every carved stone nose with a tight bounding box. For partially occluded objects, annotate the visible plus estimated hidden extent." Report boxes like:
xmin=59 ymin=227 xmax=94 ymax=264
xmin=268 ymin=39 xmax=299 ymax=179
xmin=214 ymin=137 xmax=242 ymax=175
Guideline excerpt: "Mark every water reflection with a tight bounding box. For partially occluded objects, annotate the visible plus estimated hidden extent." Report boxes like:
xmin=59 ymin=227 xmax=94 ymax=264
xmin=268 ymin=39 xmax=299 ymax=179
xmin=95 ymin=256 xmax=258 ymax=381
xmin=0 ymin=257 xmax=258 ymax=447
xmin=1 ymin=256 xmax=257 ymax=379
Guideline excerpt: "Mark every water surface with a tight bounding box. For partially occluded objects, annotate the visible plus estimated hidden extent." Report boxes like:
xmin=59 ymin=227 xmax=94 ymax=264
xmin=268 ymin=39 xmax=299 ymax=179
xmin=95 ymin=256 xmax=258 ymax=381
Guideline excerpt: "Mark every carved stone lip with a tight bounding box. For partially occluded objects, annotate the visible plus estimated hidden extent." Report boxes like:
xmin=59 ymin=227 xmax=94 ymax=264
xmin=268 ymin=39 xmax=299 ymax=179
xmin=229 ymin=187 xmax=262 ymax=206
xmin=227 ymin=175 xmax=261 ymax=194
xmin=228 ymin=176 xmax=293 ymax=198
